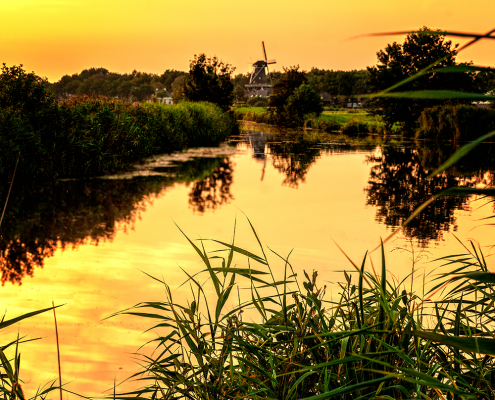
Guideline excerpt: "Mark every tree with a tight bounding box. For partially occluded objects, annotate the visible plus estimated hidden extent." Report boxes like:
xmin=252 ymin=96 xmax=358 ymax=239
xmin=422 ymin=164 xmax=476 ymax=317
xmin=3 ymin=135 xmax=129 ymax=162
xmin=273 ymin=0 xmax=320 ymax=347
xmin=268 ymin=65 xmax=308 ymax=125
xmin=367 ymin=27 xmax=476 ymax=131
xmin=233 ymin=85 xmax=246 ymax=102
xmin=285 ymin=84 xmax=323 ymax=123
xmin=268 ymin=66 xmax=322 ymax=125
xmin=0 ymin=63 xmax=54 ymax=114
xmin=182 ymin=54 xmax=235 ymax=111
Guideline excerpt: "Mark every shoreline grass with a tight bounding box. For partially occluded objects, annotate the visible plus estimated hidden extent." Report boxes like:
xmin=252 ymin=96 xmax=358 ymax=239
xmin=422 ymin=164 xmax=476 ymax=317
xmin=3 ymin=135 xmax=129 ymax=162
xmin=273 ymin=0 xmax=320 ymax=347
xmin=0 ymin=96 xmax=238 ymax=180
xmin=234 ymin=106 xmax=393 ymax=135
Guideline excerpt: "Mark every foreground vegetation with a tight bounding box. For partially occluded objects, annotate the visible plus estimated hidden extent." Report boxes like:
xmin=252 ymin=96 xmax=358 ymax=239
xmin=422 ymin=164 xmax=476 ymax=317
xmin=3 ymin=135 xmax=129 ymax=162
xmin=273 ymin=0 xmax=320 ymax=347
xmin=112 ymin=221 xmax=495 ymax=399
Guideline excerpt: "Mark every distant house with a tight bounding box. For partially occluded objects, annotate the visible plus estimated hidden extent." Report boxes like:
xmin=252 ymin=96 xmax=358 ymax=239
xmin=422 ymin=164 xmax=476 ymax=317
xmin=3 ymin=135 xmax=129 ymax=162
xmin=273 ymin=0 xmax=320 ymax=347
xmin=320 ymin=92 xmax=332 ymax=105
xmin=472 ymin=91 xmax=494 ymax=109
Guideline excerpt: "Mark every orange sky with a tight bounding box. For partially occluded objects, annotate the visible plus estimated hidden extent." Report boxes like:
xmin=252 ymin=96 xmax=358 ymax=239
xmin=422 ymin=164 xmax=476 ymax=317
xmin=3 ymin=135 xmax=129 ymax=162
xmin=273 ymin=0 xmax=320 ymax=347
xmin=2 ymin=0 xmax=495 ymax=82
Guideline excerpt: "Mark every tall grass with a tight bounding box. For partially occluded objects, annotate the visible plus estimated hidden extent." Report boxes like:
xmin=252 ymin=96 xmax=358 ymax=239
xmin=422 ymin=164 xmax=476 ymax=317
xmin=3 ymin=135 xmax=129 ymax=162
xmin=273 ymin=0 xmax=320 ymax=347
xmin=111 ymin=220 xmax=495 ymax=399
xmin=0 ymin=96 xmax=237 ymax=179
xmin=416 ymin=104 xmax=495 ymax=142
xmin=0 ymin=306 xmax=62 ymax=400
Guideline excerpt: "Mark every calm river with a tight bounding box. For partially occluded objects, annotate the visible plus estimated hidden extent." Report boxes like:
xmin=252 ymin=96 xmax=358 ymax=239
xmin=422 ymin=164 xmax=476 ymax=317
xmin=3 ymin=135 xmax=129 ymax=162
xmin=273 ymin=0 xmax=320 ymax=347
xmin=1 ymin=123 xmax=494 ymax=396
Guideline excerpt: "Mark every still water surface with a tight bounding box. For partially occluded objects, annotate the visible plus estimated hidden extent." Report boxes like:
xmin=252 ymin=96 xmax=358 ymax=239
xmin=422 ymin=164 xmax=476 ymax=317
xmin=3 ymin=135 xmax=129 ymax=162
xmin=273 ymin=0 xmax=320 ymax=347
xmin=1 ymin=124 xmax=494 ymax=396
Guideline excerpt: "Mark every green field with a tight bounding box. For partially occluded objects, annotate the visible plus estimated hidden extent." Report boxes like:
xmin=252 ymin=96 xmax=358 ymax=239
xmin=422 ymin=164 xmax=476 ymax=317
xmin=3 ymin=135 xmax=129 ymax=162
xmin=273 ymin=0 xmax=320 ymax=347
xmin=235 ymin=107 xmax=382 ymax=124
xmin=321 ymin=109 xmax=382 ymax=124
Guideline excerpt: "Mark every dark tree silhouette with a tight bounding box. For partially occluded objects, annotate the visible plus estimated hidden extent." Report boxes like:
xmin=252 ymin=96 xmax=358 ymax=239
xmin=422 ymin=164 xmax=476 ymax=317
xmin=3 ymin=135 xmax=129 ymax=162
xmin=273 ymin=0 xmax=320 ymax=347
xmin=367 ymin=27 xmax=476 ymax=131
xmin=182 ymin=54 xmax=235 ymax=111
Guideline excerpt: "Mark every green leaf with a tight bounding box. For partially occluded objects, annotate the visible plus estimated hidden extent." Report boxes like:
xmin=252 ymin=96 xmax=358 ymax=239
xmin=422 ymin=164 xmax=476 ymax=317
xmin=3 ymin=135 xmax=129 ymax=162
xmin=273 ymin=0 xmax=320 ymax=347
xmin=413 ymin=330 xmax=495 ymax=356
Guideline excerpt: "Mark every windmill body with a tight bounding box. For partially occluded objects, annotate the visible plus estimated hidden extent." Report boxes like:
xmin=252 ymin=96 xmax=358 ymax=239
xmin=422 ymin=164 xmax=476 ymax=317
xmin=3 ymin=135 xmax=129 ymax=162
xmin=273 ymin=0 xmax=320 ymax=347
xmin=245 ymin=42 xmax=276 ymax=98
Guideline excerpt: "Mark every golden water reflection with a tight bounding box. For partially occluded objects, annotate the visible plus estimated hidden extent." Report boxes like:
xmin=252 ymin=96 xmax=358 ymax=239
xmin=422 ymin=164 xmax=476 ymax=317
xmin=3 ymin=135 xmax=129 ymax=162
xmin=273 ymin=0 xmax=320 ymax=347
xmin=0 ymin=129 xmax=494 ymax=397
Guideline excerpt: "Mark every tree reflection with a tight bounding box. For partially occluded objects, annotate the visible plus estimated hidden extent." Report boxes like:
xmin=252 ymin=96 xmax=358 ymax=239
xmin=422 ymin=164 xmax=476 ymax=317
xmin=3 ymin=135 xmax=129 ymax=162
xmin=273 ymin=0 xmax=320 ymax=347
xmin=0 ymin=156 xmax=234 ymax=284
xmin=188 ymin=158 xmax=234 ymax=213
xmin=268 ymin=140 xmax=321 ymax=188
xmin=365 ymin=146 xmax=473 ymax=245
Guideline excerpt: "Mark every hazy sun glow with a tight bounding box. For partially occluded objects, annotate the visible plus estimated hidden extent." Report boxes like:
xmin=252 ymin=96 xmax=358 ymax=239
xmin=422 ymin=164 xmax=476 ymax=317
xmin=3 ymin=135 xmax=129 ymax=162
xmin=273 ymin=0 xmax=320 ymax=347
xmin=2 ymin=0 xmax=494 ymax=81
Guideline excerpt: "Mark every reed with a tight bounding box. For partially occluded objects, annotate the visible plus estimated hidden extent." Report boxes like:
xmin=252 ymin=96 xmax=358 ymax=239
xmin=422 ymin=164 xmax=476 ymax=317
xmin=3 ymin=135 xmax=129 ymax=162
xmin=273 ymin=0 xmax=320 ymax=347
xmin=0 ymin=96 xmax=237 ymax=179
xmin=416 ymin=104 xmax=495 ymax=142
xmin=0 ymin=306 xmax=63 ymax=400
xmin=112 ymin=220 xmax=495 ymax=399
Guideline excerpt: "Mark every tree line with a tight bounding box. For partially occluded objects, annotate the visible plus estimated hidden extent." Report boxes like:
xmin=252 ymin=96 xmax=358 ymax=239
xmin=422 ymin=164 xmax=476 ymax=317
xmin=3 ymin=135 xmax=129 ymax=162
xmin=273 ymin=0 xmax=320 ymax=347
xmin=48 ymin=66 xmax=373 ymax=103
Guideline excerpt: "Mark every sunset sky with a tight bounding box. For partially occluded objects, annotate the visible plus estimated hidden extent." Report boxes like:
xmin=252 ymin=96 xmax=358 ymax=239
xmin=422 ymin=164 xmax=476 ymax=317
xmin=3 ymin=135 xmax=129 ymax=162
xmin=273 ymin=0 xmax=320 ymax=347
xmin=2 ymin=0 xmax=495 ymax=82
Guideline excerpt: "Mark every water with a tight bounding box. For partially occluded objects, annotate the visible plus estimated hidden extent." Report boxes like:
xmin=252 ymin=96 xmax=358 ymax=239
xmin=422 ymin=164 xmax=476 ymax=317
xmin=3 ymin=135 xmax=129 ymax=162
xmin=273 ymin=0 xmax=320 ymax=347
xmin=1 ymin=124 xmax=494 ymax=396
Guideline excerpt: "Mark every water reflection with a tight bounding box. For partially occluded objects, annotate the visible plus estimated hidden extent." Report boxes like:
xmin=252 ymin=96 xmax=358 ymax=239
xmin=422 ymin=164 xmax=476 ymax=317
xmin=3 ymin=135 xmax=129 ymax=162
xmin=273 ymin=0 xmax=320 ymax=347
xmin=188 ymin=158 xmax=234 ymax=213
xmin=242 ymin=130 xmax=377 ymax=188
xmin=364 ymin=145 xmax=495 ymax=246
xmin=2 ymin=128 xmax=494 ymax=283
xmin=0 ymin=157 xmax=233 ymax=284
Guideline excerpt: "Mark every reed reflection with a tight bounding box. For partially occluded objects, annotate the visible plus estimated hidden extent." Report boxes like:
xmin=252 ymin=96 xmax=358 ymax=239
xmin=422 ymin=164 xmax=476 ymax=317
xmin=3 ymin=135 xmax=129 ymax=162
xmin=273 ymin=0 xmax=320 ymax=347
xmin=0 ymin=157 xmax=234 ymax=284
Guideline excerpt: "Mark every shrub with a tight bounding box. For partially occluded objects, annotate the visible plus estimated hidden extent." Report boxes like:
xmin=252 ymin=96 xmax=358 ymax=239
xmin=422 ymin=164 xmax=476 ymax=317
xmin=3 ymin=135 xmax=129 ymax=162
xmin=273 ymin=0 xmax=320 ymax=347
xmin=416 ymin=104 xmax=495 ymax=141
xmin=342 ymin=119 xmax=369 ymax=136
xmin=304 ymin=116 xmax=341 ymax=132
xmin=247 ymin=97 xmax=260 ymax=106
xmin=0 ymin=85 xmax=237 ymax=179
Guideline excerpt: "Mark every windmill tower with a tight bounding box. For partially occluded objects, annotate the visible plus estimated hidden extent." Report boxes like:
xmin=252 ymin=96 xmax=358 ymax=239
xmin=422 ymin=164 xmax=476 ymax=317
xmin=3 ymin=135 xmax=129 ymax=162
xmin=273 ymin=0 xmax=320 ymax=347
xmin=245 ymin=42 xmax=276 ymax=98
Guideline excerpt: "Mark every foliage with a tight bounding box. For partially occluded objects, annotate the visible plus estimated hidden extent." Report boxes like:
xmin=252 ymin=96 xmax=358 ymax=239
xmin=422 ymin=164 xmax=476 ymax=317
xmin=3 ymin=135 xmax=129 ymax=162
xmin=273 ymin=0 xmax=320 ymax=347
xmin=50 ymin=67 xmax=187 ymax=101
xmin=268 ymin=65 xmax=307 ymax=125
xmin=284 ymin=83 xmax=323 ymax=123
xmin=416 ymin=104 xmax=495 ymax=141
xmin=0 ymin=306 xmax=62 ymax=400
xmin=0 ymin=64 xmax=54 ymax=112
xmin=304 ymin=115 xmax=341 ymax=132
xmin=247 ymin=97 xmax=268 ymax=107
xmin=341 ymin=119 xmax=369 ymax=136
xmin=0 ymin=67 xmax=237 ymax=179
xmin=233 ymin=85 xmax=246 ymax=102
xmin=306 ymin=68 xmax=370 ymax=103
xmin=113 ymin=221 xmax=495 ymax=399
xmin=367 ymin=27 xmax=477 ymax=131
xmin=182 ymin=54 xmax=235 ymax=111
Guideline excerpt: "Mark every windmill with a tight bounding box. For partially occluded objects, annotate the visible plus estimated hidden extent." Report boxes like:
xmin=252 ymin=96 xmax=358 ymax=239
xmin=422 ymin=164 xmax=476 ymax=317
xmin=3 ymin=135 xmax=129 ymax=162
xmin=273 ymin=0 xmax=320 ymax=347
xmin=245 ymin=42 xmax=276 ymax=98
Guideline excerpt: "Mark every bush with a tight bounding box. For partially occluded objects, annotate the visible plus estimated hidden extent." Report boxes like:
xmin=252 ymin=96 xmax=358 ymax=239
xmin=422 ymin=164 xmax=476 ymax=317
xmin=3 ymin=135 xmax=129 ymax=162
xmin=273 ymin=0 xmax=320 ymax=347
xmin=342 ymin=119 xmax=370 ymax=136
xmin=284 ymin=83 xmax=323 ymax=124
xmin=247 ymin=96 xmax=266 ymax=106
xmin=0 ymin=78 xmax=237 ymax=179
xmin=416 ymin=104 xmax=495 ymax=141
xmin=254 ymin=100 xmax=268 ymax=107
xmin=304 ymin=116 xmax=341 ymax=132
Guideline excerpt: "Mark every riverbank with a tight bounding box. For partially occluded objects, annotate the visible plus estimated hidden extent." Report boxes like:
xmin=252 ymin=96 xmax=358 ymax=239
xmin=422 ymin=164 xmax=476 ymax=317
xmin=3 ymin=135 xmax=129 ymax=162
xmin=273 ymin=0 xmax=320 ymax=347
xmin=0 ymin=97 xmax=237 ymax=179
xmin=234 ymin=106 xmax=390 ymax=135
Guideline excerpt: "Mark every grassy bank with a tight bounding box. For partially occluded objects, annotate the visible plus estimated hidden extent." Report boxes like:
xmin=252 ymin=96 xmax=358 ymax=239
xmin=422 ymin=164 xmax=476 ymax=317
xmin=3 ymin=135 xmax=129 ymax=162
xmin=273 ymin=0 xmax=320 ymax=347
xmin=416 ymin=104 xmax=495 ymax=142
xmin=234 ymin=106 xmax=390 ymax=135
xmin=0 ymin=97 xmax=237 ymax=179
